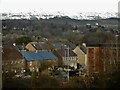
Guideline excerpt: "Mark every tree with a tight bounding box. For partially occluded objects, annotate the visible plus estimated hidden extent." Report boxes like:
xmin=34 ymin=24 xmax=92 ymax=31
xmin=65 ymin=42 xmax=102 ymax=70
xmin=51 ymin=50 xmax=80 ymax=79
xmin=82 ymin=32 xmax=115 ymax=43
xmin=15 ymin=36 xmax=32 ymax=45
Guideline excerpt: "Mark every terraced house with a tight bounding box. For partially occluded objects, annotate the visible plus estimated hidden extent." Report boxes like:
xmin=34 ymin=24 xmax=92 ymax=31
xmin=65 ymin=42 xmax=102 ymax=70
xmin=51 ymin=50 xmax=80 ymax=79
xmin=2 ymin=43 xmax=58 ymax=74
xmin=21 ymin=51 xmax=58 ymax=72
xmin=2 ymin=46 xmax=25 ymax=73
xmin=56 ymin=48 xmax=78 ymax=69
xmin=26 ymin=42 xmax=51 ymax=51
xmin=73 ymin=43 xmax=87 ymax=67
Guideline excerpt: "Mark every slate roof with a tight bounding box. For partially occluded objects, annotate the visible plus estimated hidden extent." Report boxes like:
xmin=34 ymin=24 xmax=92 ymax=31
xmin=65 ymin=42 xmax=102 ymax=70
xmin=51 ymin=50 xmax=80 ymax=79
xmin=80 ymin=46 xmax=87 ymax=54
xmin=57 ymin=49 xmax=77 ymax=57
xmin=2 ymin=47 xmax=22 ymax=60
xmin=86 ymin=43 xmax=120 ymax=47
xmin=52 ymin=42 xmax=64 ymax=50
xmin=21 ymin=51 xmax=58 ymax=61
xmin=52 ymin=42 xmax=76 ymax=50
xmin=30 ymin=42 xmax=50 ymax=50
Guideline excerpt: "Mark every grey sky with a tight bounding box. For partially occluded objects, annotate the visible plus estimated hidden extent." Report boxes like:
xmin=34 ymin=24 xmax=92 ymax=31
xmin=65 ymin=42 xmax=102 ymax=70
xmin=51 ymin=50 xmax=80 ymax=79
xmin=0 ymin=0 xmax=119 ymax=13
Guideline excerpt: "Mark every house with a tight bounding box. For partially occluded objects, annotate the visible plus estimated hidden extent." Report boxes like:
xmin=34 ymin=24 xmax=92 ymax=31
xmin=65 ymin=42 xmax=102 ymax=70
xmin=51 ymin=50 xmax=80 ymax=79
xmin=2 ymin=44 xmax=58 ymax=74
xmin=25 ymin=42 xmax=51 ymax=51
xmin=21 ymin=51 xmax=58 ymax=72
xmin=2 ymin=47 xmax=25 ymax=73
xmin=77 ymin=43 xmax=120 ymax=75
xmin=87 ymin=43 xmax=120 ymax=74
xmin=25 ymin=41 xmax=63 ymax=66
xmin=86 ymin=43 xmax=103 ymax=74
xmin=56 ymin=49 xmax=78 ymax=69
xmin=83 ymin=43 xmax=120 ymax=74
xmin=73 ymin=44 xmax=87 ymax=67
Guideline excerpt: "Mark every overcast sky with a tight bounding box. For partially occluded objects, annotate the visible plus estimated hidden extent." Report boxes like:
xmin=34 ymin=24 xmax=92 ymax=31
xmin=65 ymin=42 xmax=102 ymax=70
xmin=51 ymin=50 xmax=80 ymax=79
xmin=0 ymin=0 xmax=120 ymax=13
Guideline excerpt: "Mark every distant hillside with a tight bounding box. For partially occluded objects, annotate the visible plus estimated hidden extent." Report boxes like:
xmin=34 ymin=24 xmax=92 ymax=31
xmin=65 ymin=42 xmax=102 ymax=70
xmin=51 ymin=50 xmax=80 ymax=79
xmin=2 ymin=16 xmax=119 ymax=46
xmin=2 ymin=16 xmax=118 ymax=28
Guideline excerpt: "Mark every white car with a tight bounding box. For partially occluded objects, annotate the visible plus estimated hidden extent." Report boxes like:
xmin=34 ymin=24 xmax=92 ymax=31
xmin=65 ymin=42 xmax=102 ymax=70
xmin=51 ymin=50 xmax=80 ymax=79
xmin=22 ymin=75 xmax=31 ymax=79
xmin=15 ymin=74 xmax=24 ymax=78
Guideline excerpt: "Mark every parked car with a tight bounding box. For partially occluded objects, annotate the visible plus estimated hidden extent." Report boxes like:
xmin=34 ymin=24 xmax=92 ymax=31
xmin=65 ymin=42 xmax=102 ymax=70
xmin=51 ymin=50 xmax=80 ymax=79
xmin=22 ymin=75 xmax=31 ymax=79
xmin=14 ymin=73 xmax=24 ymax=78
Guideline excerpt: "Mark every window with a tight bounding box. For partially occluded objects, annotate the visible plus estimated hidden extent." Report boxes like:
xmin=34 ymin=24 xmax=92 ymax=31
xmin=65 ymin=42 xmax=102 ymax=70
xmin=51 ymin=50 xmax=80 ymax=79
xmin=30 ymin=68 xmax=33 ymax=72
xmin=32 ymin=67 xmax=35 ymax=72
xmin=15 ymin=61 xmax=17 ymax=64
xmin=11 ymin=61 xmax=13 ymax=64
xmin=5 ymin=62 xmax=8 ymax=65
xmin=23 ymin=70 xmax=26 ymax=72
xmin=17 ymin=61 xmax=20 ymax=64
xmin=30 ymin=61 xmax=32 ymax=66
xmin=88 ymin=48 xmax=94 ymax=61
xmin=36 ymin=68 xmax=39 ymax=72
xmin=14 ymin=70 xmax=16 ymax=73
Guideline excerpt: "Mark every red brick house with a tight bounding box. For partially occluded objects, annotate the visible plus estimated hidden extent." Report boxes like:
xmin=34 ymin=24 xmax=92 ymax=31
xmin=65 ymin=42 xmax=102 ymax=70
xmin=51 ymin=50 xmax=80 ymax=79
xmin=2 ymin=47 xmax=24 ymax=73
xmin=86 ymin=43 xmax=120 ymax=74
xmin=76 ymin=43 xmax=120 ymax=75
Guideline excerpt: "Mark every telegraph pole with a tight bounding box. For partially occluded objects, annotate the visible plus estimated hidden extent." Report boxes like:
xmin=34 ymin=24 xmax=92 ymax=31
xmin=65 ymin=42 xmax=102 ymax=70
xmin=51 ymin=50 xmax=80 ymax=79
xmin=67 ymin=45 xmax=69 ymax=81
xmin=64 ymin=45 xmax=69 ymax=81
xmin=115 ymin=35 xmax=119 ymax=70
